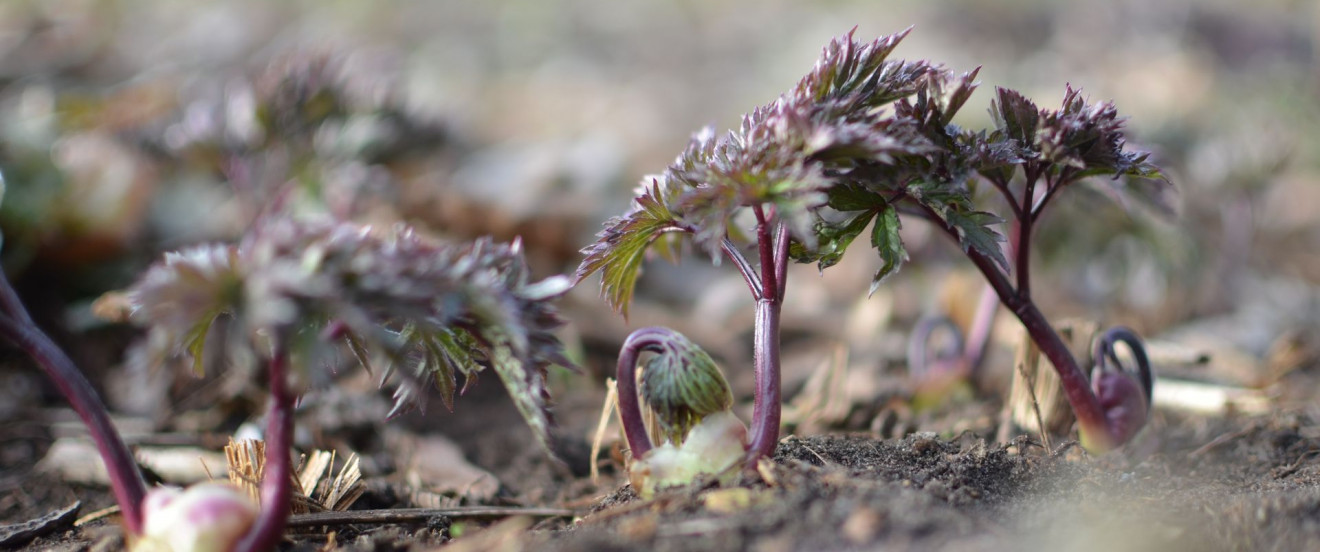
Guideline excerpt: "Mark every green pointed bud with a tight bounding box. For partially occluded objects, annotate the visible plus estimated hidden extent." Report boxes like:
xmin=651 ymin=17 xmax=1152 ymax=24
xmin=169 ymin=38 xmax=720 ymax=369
xmin=638 ymin=331 xmax=733 ymax=445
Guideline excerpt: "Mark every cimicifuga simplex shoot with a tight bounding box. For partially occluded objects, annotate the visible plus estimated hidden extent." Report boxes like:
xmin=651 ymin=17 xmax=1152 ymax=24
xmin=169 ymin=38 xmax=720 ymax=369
xmin=0 ymin=215 xmax=572 ymax=551
xmin=578 ymin=28 xmax=1168 ymax=495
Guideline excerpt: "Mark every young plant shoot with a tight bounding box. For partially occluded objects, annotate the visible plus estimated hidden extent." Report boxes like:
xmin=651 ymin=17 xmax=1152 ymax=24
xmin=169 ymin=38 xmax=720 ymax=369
xmin=0 ymin=216 xmax=572 ymax=551
xmin=579 ymin=27 xmax=1168 ymax=483
xmin=614 ymin=327 xmax=746 ymax=498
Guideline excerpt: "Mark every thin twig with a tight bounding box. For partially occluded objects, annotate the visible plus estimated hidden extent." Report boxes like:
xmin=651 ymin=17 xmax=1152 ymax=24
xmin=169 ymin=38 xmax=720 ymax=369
xmin=73 ymin=504 xmax=120 ymax=527
xmin=1272 ymin=450 xmax=1320 ymax=480
xmin=1189 ymin=425 xmax=1258 ymax=459
xmin=284 ymin=506 xmax=574 ymax=528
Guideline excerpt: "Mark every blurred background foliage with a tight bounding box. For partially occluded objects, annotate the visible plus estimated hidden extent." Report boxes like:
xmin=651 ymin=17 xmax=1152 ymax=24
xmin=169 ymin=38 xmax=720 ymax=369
xmin=0 ymin=0 xmax=1317 ymax=417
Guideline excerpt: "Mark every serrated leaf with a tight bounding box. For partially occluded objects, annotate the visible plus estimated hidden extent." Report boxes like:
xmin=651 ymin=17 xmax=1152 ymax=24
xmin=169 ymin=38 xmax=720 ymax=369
xmin=868 ymin=206 xmax=907 ymax=295
xmin=941 ymin=67 xmax=982 ymax=126
xmin=343 ymin=332 xmax=374 ymax=376
xmin=990 ymin=87 xmax=1040 ymax=147
xmin=907 ymin=180 xmax=1009 ymax=270
xmin=796 ymin=28 xmax=916 ymax=106
xmin=1091 ymin=168 xmax=1177 ymax=219
xmin=419 ymin=334 xmax=457 ymax=412
xmin=131 ymin=217 xmax=573 ymax=462
xmin=577 ymin=181 xmax=684 ymax=317
xmin=966 ymin=129 xmax=1022 ymax=182
xmin=946 ymin=209 xmax=1008 ymax=270
xmin=488 ymin=343 xmax=558 ymax=460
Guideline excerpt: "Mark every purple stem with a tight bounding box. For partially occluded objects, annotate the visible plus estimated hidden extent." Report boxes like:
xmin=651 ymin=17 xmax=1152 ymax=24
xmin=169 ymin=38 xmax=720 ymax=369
xmin=0 ymin=312 xmax=148 ymax=533
xmin=721 ymin=238 xmax=762 ymax=299
xmin=234 ymin=341 xmax=295 ymax=552
xmin=746 ymin=297 xmax=783 ymax=461
xmin=915 ymin=203 xmax=1116 ymax=448
xmin=0 ymin=270 xmax=146 ymax=533
xmin=1015 ymin=168 xmax=1040 ymax=297
xmin=745 ymin=221 xmax=786 ymax=463
xmin=615 ymin=327 xmax=676 ymax=458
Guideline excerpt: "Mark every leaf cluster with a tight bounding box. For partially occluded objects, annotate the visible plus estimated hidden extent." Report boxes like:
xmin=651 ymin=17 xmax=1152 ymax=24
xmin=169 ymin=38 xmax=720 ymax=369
xmin=579 ymin=28 xmax=939 ymax=311
xmin=984 ymin=85 xmax=1174 ymax=215
xmin=128 ymin=217 xmax=573 ymax=455
xmin=580 ymin=28 xmax=1172 ymax=307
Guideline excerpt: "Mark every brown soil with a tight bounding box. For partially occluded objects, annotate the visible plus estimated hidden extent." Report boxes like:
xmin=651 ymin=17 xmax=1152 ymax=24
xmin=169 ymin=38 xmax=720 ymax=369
xmin=6 ymin=382 xmax=1320 ymax=551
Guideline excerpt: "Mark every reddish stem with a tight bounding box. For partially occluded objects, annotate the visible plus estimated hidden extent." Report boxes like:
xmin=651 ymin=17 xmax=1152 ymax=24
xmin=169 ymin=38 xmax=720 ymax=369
xmin=0 ymin=312 xmax=148 ymax=533
xmin=1015 ymin=170 xmax=1038 ymax=297
xmin=915 ymin=203 xmax=1113 ymax=447
xmin=745 ymin=298 xmax=782 ymax=461
xmin=234 ymin=341 xmax=295 ymax=552
xmin=745 ymin=221 xmax=786 ymax=463
xmin=0 ymin=270 xmax=147 ymax=533
xmin=615 ymin=328 xmax=673 ymax=458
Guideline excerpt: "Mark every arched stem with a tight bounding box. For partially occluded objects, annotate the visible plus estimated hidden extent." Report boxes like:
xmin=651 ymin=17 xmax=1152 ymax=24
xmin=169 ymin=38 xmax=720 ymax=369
xmin=907 ymin=315 xmax=964 ymax=377
xmin=0 ymin=269 xmax=147 ymax=533
xmin=615 ymin=327 xmax=676 ymax=459
xmin=1092 ymin=326 xmax=1153 ymax=407
xmin=0 ymin=312 xmax=147 ymax=533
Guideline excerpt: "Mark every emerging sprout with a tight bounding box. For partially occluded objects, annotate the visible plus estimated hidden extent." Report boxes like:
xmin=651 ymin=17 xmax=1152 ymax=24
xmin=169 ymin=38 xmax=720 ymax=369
xmin=1084 ymin=326 xmax=1154 ymax=450
xmin=614 ymin=327 xmax=746 ymax=498
xmin=638 ymin=330 xmax=734 ymax=445
xmin=134 ymin=484 xmax=258 ymax=552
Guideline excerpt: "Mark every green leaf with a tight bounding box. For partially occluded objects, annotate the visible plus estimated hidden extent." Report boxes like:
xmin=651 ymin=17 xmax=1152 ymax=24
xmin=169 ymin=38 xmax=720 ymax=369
xmin=946 ymin=209 xmax=1008 ymax=270
xmin=577 ymin=181 xmax=685 ymax=316
xmin=868 ymin=206 xmax=907 ymax=295
xmin=488 ymin=343 xmax=558 ymax=460
xmin=419 ymin=333 xmax=458 ymax=412
xmin=183 ymin=315 xmax=216 ymax=377
xmin=128 ymin=216 xmax=574 ymax=464
xmin=791 ymin=211 xmax=875 ymax=270
xmin=826 ymin=182 xmax=886 ymax=212
xmin=906 ymin=180 xmax=1008 ymax=270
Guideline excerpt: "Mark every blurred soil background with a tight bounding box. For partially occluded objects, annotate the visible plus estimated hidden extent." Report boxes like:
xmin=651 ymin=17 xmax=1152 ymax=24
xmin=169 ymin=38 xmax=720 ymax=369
xmin=2 ymin=0 xmax=1320 ymax=550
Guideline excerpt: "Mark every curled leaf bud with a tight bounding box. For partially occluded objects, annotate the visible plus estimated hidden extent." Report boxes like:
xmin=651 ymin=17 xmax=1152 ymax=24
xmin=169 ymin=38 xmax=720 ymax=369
xmin=1080 ymin=326 xmax=1154 ymax=451
xmin=1093 ymin=370 xmax=1149 ymax=446
xmin=638 ymin=331 xmax=734 ymax=445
